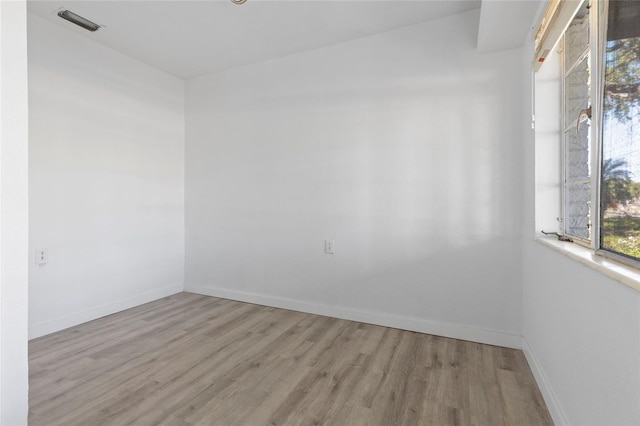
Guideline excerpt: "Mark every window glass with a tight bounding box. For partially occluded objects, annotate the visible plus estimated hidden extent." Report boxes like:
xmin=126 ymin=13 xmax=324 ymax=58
xmin=563 ymin=2 xmax=591 ymax=241
xmin=600 ymin=0 xmax=640 ymax=259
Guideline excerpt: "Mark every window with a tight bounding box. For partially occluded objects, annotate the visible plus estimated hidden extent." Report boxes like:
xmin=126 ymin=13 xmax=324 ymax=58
xmin=562 ymin=1 xmax=592 ymax=243
xmin=599 ymin=0 xmax=640 ymax=261
xmin=536 ymin=0 xmax=640 ymax=265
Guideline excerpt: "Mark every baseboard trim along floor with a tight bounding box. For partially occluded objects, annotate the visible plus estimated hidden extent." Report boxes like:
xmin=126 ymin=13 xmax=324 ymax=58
xmin=28 ymin=283 xmax=183 ymax=339
xmin=187 ymin=285 xmax=523 ymax=349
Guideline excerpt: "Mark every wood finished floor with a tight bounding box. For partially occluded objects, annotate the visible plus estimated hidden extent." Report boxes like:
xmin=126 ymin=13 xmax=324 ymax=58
xmin=29 ymin=292 xmax=553 ymax=426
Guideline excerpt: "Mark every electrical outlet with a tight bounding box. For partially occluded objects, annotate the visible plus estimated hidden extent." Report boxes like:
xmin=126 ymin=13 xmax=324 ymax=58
xmin=324 ymin=240 xmax=334 ymax=255
xmin=35 ymin=248 xmax=48 ymax=266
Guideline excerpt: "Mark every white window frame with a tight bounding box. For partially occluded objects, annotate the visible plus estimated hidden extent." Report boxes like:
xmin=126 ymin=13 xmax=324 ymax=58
xmin=590 ymin=0 xmax=607 ymax=255
xmin=559 ymin=2 xmax=595 ymax=246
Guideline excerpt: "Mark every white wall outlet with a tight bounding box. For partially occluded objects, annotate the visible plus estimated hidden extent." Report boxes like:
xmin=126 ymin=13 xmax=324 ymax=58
xmin=35 ymin=248 xmax=48 ymax=266
xmin=324 ymin=239 xmax=334 ymax=255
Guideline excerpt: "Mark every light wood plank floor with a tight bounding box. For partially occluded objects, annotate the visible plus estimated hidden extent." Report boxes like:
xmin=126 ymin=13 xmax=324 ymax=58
xmin=29 ymin=292 xmax=553 ymax=425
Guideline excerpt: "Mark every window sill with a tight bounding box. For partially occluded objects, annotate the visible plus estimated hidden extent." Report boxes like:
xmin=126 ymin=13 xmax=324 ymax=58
xmin=535 ymin=237 xmax=640 ymax=293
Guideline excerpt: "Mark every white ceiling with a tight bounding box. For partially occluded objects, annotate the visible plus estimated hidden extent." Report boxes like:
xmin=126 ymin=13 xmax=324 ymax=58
xmin=477 ymin=0 xmax=543 ymax=54
xmin=28 ymin=0 xmax=481 ymax=79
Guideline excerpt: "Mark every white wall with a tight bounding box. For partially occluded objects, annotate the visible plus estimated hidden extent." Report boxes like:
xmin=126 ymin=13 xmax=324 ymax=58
xmin=522 ymin=241 xmax=640 ymax=425
xmin=523 ymin=30 xmax=640 ymax=426
xmin=28 ymin=15 xmax=185 ymax=338
xmin=0 ymin=0 xmax=29 ymax=423
xmin=185 ymin=10 xmax=525 ymax=347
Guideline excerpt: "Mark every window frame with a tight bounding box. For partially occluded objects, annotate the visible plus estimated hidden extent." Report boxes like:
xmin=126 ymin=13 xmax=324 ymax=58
xmin=559 ymin=6 xmax=594 ymax=246
xmin=557 ymin=0 xmax=640 ymax=262
xmin=591 ymin=0 xmax=606 ymax=256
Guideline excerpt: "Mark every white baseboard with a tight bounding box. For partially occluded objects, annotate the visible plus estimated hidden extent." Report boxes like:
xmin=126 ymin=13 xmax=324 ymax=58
xmin=522 ymin=338 xmax=569 ymax=426
xmin=186 ymin=285 xmax=522 ymax=349
xmin=29 ymin=283 xmax=184 ymax=339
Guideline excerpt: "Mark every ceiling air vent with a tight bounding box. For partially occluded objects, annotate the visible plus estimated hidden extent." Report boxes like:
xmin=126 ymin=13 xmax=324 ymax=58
xmin=57 ymin=9 xmax=101 ymax=32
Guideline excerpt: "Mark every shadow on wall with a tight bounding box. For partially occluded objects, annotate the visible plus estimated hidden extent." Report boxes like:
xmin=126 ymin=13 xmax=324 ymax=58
xmin=186 ymin=65 xmax=522 ymax=334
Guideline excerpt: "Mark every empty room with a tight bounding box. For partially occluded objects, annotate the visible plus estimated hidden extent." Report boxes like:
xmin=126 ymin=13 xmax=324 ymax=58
xmin=1 ymin=0 xmax=639 ymax=424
